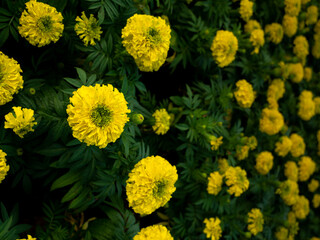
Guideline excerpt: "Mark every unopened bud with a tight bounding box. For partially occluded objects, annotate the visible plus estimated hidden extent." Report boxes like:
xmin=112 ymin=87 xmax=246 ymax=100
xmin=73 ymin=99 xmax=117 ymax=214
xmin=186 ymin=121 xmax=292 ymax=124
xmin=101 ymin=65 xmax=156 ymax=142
xmin=131 ymin=113 xmax=144 ymax=124
xmin=29 ymin=88 xmax=36 ymax=95
xmin=17 ymin=148 xmax=23 ymax=156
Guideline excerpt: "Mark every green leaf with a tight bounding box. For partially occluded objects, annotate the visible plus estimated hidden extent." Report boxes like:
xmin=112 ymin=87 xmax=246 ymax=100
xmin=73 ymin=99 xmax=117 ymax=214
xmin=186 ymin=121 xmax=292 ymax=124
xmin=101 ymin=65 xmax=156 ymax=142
xmin=36 ymin=144 xmax=67 ymax=157
xmin=64 ymin=77 xmax=83 ymax=88
xmin=75 ymin=68 xmax=87 ymax=84
xmin=68 ymin=187 xmax=91 ymax=209
xmin=51 ymin=171 xmax=81 ymax=191
xmin=0 ymin=27 xmax=9 ymax=48
xmin=61 ymin=182 xmax=83 ymax=203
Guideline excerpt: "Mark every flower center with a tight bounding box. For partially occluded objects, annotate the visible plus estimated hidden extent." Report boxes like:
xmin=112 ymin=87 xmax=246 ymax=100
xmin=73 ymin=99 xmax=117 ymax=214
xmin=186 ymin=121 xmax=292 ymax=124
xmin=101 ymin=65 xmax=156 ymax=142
xmin=38 ymin=16 xmax=53 ymax=32
xmin=91 ymin=105 xmax=112 ymax=127
xmin=148 ymin=27 xmax=161 ymax=44
xmin=153 ymin=181 xmax=167 ymax=197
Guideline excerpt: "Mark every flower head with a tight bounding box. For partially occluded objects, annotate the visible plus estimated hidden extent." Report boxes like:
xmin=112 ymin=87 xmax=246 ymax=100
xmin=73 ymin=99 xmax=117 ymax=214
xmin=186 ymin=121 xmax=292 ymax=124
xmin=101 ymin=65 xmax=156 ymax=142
xmin=284 ymin=0 xmax=301 ymax=16
xmin=255 ymin=151 xmax=273 ymax=175
xmin=259 ymin=108 xmax=284 ymax=135
xmin=4 ymin=107 xmax=37 ymax=138
xmin=275 ymin=136 xmax=292 ymax=157
xmin=293 ymin=35 xmax=309 ymax=63
xmin=126 ymin=156 xmax=178 ymax=215
xmin=275 ymin=227 xmax=289 ymax=240
xmin=133 ymin=225 xmax=173 ymax=240
xmin=17 ymin=235 xmax=36 ymax=240
xmin=75 ymin=12 xmax=102 ymax=46
xmin=284 ymin=161 xmax=298 ymax=182
xmin=288 ymin=63 xmax=304 ymax=83
xmin=239 ymin=0 xmax=253 ymax=22
xmin=152 ymin=109 xmax=171 ymax=135
xmin=276 ymin=180 xmax=299 ymax=206
xmin=313 ymin=194 xmax=320 ymax=208
xmin=247 ymin=208 xmax=264 ymax=236
xmin=18 ymin=0 xmax=64 ymax=47
xmin=236 ymin=145 xmax=250 ymax=160
xmin=306 ymin=5 xmax=318 ymax=25
xmin=234 ymin=80 xmax=255 ymax=108
xmin=211 ymin=30 xmax=238 ymax=67
xmin=247 ymin=136 xmax=257 ymax=150
xmin=282 ymin=15 xmax=298 ymax=37
xmin=218 ymin=158 xmax=229 ymax=175
xmin=292 ymin=195 xmax=309 ymax=219
xmin=209 ymin=136 xmax=223 ymax=151
xmin=203 ymin=217 xmax=222 ymax=240
xmin=244 ymin=20 xmax=261 ymax=34
xmin=308 ymin=179 xmax=319 ymax=192
xmin=122 ymin=14 xmax=171 ymax=72
xmin=66 ymin=84 xmax=130 ymax=148
xmin=265 ymin=23 xmax=283 ymax=44
xmin=0 ymin=52 xmax=23 ymax=106
xmin=225 ymin=166 xmax=249 ymax=197
xmin=298 ymin=90 xmax=315 ymax=121
xmin=0 ymin=149 xmax=9 ymax=184
xmin=207 ymin=172 xmax=223 ymax=195
xmin=304 ymin=67 xmax=312 ymax=81
xmin=250 ymin=29 xmax=265 ymax=54
xmin=298 ymin=156 xmax=316 ymax=181
xmin=290 ymin=133 xmax=305 ymax=157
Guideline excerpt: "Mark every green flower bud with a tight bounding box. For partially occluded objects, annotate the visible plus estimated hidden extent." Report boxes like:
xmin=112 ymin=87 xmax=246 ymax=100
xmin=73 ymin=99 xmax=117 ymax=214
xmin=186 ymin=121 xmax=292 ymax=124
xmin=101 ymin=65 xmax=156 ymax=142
xmin=131 ymin=113 xmax=144 ymax=124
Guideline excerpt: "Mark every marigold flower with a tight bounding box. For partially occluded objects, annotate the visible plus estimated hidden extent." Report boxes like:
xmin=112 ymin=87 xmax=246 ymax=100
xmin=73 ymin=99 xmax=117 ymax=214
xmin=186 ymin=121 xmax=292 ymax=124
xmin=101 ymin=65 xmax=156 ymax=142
xmin=218 ymin=158 xmax=229 ymax=175
xmin=312 ymin=33 xmax=320 ymax=58
xmin=255 ymin=151 xmax=273 ymax=175
xmin=0 ymin=149 xmax=9 ymax=184
xmin=122 ymin=14 xmax=171 ymax=72
xmin=152 ymin=109 xmax=171 ymax=135
xmin=0 ymin=52 xmax=23 ymax=106
xmin=265 ymin=23 xmax=283 ymax=44
xmin=308 ymin=179 xmax=319 ymax=192
xmin=247 ymin=136 xmax=257 ymax=150
xmin=207 ymin=172 xmax=223 ymax=195
xmin=203 ymin=217 xmax=222 ymax=240
xmin=306 ymin=5 xmax=318 ymax=25
xmin=75 ymin=12 xmax=102 ymax=46
xmin=313 ymin=194 xmax=320 ymax=208
xmin=244 ymin=20 xmax=261 ymax=34
xmin=239 ymin=0 xmax=253 ymax=22
xmin=211 ymin=30 xmax=238 ymax=67
xmin=259 ymin=108 xmax=284 ymax=135
xmin=314 ymin=97 xmax=320 ymax=114
xmin=4 ymin=107 xmax=37 ymax=138
xmin=247 ymin=208 xmax=264 ymax=236
xmin=209 ymin=135 xmax=223 ymax=151
xmin=18 ymin=0 xmax=64 ymax=47
xmin=301 ymin=0 xmax=310 ymax=4
xmin=288 ymin=63 xmax=304 ymax=83
xmin=298 ymin=90 xmax=315 ymax=121
xmin=284 ymin=0 xmax=301 ymax=16
xmin=234 ymin=80 xmax=255 ymax=108
xmin=282 ymin=15 xmax=298 ymax=37
xmin=311 ymin=238 xmax=320 ymax=240
xmin=276 ymin=180 xmax=299 ymax=206
xmin=290 ymin=133 xmax=305 ymax=157
xmin=275 ymin=227 xmax=289 ymax=240
xmin=293 ymin=36 xmax=309 ymax=61
xmin=315 ymin=20 xmax=320 ymax=34
xmin=133 ymin=225 xmax=173 ymax=240
xmin=275 ymin=136 xmax=292 ymax=157
xmin=236 ymin=145 xmax=250 ymax=160
xmin=292 ymin=195 xmax=309 ymax=219
xmin=250 ymin=29 xmax=264 ymax=54
xmin=287 ymin=211 xmax=299 ymax=237
xmin=225 ymin=166 xmax=249 ymax=197
xmin=17 ymin=235 xmax=36 ymax=240
xmin=284 ymin=161 xmax=298 ymax=182
xmin=304 ymin=67 xmax=312 ymax=81
xmin=66 ymin=84 xmax=130 ymax=148
xmin=126 ymin=156 xmax=178 ymax=215
xmin=267 ymin=79 xmax=285 ymax=102
xmin=298 ymin=156 xmax=316 ymax=181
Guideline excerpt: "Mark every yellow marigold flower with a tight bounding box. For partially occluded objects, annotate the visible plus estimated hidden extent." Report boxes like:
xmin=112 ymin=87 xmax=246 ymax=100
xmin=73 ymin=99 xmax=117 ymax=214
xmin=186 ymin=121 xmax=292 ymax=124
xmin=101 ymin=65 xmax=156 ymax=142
xmin=225 ymin=166 xmax=249 ymax=197
xmin=126 ymin=156 xmax=178 ymax=215
xmin=304 ymin=67 xmax=312 ymax=81
xmin=288 ymin=63 xmax=304 ymax=83
xmin=259 ymin=108 xmax=284 ymax=135
xmin=318 ymin=130 xmax=320 ymax=156
xmin=298 ymin=156 xmax=316 ymax=181
xmin=265 ymin=23 xmax=284 ymax=44
xmin=290 ymin=133 xmax=305 ymax=157
xmin=314 ymin=97 xmax=320 ymax=114
xmin=287 ymin=211 xmax=299 ymax=237
xmin=284 ymin=0 xmax=301 ymax=17
xmin=122 ymin=14 xmax=171 ymax=72
xmin=133 ymin=225 xmax=173 ymax=240
xmin=282 ymin=15 xmax=298 ymax=37
xmin=239 ymin=0 xmax=253 ymax=22
xmin=292 ymin=195 xmax=309 ymax=219
xmin=203 ymin=217 xmax=222 ymax=240
xmin=211 ymin=30 xmax=238 ymax=68
xmin=301 ymin=0 xmax=310 ymax=4
xmin=298 ymin=90 xmax=315 ymax=121
xmin=313 ymin=194 xmax=320 ymax=208
xmin=315 ymin=20 xmax=320 ymax=34
xmin=234 ymin=79 xmax=255 ymax=108
xmin=4 ymin=107 xmax=37 ymax=138
xmin=207 ymin=172 xmax=223 ymax=195
xmin=0 ymin=52 xmax=23 ymax=106
xmin=275 ymin=136 xmax=292 ymax=157
xmin=209 ymin=135 xmax=223 ymax=151
xmin=275 ymin=227 xmax=289 ymax=240
xmin=74 ymin=12 xmax=102 ymax=46
xmin=152 ymin=109 xmax=171 ymax=135
xmin=311 ymin=238 xmax=320 ymax=240
xmin=66 ymin=84 xmax=130 ymax=148
xmin=306 ymin=6 xmax=318 ymax=25
xmin=276 ymin=180 xmax=299 ymax=206
xmin=250 ymin=29 xmax=265 ymax=54
xmin=18 ymin=0 xmax=63 ymax=47
xmin=247 ymin=136 xmax=257 ymax=150
xmin=244 ymin=20 xmax=261 ymax=34
xmin=284 ymin=161 xmax=299 ymax=182
xmin=312 ymin=33 xmax=320 ymax=58
xmin=255 ymin=151 xmax=273 ymax=175
xmin=218 ymin=158 xmax=229 ymax=175
xmin=308 ymin=179 xmax=319 ymax=192
xmin=236 ymin=145 xmax=250 ymax=160
xmin=0 ymin=149 xmax=9 ymax=184
xmin=267 ymin=79 xmax=285 ymax=102
xmin=247 ymin=208 xmax=264 ymax=236
xmin=293 ymin=35 xmax=309 ymax=61
xmin=17 ymin=235 xmax=36 ymax=240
